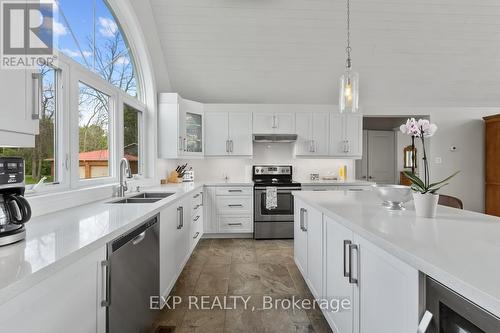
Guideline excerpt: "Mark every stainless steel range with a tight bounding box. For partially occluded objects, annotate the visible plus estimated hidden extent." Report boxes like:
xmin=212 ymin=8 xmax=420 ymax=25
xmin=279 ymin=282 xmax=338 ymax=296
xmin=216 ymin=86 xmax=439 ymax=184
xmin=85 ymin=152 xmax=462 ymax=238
xmin=253 ymin=165 xmax=301 ymax=239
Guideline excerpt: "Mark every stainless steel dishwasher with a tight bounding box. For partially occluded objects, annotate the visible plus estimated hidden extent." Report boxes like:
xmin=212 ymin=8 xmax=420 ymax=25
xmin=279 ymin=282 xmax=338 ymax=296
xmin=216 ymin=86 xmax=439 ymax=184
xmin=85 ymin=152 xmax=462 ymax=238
xmin=103 ymin=215 xmax=159 ymax=333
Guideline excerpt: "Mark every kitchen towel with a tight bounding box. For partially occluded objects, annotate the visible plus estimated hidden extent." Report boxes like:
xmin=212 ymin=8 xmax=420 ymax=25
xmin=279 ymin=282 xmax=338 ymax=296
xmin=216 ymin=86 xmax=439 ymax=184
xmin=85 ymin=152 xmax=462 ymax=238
xmin=266 ymin=187 xmax=278 ymax=210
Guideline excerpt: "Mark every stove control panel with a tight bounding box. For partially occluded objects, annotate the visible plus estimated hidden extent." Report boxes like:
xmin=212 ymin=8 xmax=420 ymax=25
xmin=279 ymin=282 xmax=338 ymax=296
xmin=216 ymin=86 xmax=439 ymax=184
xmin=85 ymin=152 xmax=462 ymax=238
xmin=253 ymin=166 xmax=292 ymax=175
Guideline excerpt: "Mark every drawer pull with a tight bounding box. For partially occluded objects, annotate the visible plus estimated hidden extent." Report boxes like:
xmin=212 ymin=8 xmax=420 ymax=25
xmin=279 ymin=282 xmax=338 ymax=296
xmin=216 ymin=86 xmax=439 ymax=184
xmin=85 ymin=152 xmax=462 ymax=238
xmin=228 ymin=223 xmax=243 ymax=226
xmin=194 ymin=204 xmax=201 ymax=210
xmin=228 ymin=189 xmax=243 ymax=193
xmin=194 ymin=215 xmax=200 ymax=221
xmin=193 ymin=232 xmax=200 ymax=239
xmin=193 ymin=194 xmax=200 ymax=199
xmin=228 ymin=204 xmax=243 ymax=208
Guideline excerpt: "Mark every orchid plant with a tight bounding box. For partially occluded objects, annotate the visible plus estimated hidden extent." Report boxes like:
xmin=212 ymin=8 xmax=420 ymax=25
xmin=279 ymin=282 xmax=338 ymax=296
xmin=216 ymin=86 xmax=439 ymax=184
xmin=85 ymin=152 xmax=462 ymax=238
xmin=400 ymin=118 xmax=459 ymax=194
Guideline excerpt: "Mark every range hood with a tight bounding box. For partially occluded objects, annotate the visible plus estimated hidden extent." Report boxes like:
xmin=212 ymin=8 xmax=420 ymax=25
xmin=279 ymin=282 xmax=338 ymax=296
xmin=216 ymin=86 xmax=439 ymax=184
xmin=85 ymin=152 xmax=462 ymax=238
xmin=253 ymin=134 xmax=298 ymax=143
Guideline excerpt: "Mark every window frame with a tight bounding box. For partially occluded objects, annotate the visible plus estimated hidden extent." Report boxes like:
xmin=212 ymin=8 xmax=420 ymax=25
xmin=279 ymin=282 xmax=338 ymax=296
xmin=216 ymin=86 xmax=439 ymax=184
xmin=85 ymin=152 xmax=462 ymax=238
xmin=120 ymin=94 xmax=145 ymax=176
xmin=71 ymin=63 xmax=118 ymax=188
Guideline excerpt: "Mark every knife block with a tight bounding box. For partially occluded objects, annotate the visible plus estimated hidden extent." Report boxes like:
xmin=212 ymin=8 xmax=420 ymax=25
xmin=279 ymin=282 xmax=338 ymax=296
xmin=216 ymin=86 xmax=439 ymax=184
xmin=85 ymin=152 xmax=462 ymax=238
xmin=167 ymin=171 xmax=182 ymax=183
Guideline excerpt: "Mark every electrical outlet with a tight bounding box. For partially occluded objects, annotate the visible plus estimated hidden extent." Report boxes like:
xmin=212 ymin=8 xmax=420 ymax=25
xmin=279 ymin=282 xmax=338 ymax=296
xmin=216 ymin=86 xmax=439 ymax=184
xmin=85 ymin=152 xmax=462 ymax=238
xmin=435 ymin=157 xmax=442 ymax=164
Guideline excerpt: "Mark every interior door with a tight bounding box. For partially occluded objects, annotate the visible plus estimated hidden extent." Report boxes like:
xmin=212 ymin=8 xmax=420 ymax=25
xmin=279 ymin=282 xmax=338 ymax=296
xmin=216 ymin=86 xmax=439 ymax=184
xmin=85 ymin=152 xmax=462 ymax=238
xmin=229 ymin=112 xmax=253 ymax=155
xmin=312 ymin=112 xmax=330 ymax=155
xmin=205 ymin=112 xmax=229 ymax=156
xmin=295 ymin=113 xmax=313 ymax=155
xmin=324 ymin=215 xmax=355 ymax=333
xmin=367 ymin=130 xmax=396 ymax=184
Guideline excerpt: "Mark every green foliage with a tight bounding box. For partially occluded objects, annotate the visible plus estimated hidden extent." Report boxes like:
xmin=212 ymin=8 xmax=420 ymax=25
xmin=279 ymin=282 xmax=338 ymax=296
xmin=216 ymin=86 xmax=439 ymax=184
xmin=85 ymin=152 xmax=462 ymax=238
xmin=403 ymin=171 xmax=460 ymax=194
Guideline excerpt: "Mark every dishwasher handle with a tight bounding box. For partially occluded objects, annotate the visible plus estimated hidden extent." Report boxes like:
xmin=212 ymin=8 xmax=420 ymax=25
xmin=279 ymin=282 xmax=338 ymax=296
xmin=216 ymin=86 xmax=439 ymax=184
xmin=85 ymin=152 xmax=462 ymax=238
xmin=110 ymin=216 xmax=158 ymax=253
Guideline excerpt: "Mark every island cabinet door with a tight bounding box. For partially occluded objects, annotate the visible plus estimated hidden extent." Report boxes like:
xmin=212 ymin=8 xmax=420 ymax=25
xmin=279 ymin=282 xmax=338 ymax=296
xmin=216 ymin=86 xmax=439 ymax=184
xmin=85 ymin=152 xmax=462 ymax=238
xmin=353 ymin=235 xmax=419 ymax=333
xmin=324 ymin=215 xmax=355 ymax=333
xmin=306 ymin=207 xmax=324 ymax=298
xmin=294 ymin=198 xmax=308 ymax=275
xmin=0 ymin=247 xmax=106 ymax=333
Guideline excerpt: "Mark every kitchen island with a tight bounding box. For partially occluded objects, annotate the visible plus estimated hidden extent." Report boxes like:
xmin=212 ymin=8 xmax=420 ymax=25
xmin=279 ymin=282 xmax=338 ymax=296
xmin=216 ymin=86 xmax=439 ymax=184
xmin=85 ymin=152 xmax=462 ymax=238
xmin=293 ymin=190 xmax=500 ymax=332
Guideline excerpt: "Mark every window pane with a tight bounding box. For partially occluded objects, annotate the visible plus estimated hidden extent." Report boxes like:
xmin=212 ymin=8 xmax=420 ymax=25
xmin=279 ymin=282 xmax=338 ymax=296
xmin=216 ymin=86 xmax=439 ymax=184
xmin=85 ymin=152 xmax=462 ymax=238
xmin=78 ymin=82 xmax=110 ymax=180
xmin=0 ymin=65 xmax=58 ymax=186
xmin=123 ymin=104 xmax=140 ymax=175
xmin=55 ymin=0 xmax=138 ymax=97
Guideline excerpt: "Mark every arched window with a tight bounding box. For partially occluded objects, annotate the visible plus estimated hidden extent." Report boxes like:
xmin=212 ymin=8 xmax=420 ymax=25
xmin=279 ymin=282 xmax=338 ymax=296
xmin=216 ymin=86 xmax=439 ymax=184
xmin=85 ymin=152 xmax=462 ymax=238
xmin=54 ymin=0 xmax=138 ymax=97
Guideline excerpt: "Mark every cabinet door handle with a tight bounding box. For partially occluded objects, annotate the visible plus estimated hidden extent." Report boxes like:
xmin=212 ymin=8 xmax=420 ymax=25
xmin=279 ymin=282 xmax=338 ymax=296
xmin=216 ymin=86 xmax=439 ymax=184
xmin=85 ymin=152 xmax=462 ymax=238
xmin=230 ymin=140 xmax=234 ymax=153
xmin=32 ymin=73 xmax=42 ymax=120
xmin=183 ymin=138 xmax=187 ymax=151
xmin=193 ymin=232 xmax=200 ymax=239
xmin=302 ymin=208 xmax=307 ymax=232
xmin=194 ymin=215 xmax=200 ymax=221
xmin=177 ymin=206 xmax=183 ymax=229
xmin=193 ymin=193 xmax=200 ymax=199
xmin=417 ymin=311 xmax=433 ymax=333
xmin=200 ymin=192 xmax=204 ymax=206
xmin=228 ymin=223 xmax=243 ymax=226
xmin=299 ymin=208 xmax=305 ymax=231
xmin=343 ymin=240 xmax=352 ymax=278
xmin=228 ymin=204 xmax=243 ymax=208
xmin=346 ymin=140 xmax=350 ymax=153
xmin=272 ymin=115 xmax=276 ymax=128
xmin=179 ymin=136 xmax=183 ymax=151
xmin=348 ymin=243 xmax=359 ymax=285
xmin=100 ymin=260 xmax=110 ymax=307
xmin=225 ymin=140 xmax=229 ymax=153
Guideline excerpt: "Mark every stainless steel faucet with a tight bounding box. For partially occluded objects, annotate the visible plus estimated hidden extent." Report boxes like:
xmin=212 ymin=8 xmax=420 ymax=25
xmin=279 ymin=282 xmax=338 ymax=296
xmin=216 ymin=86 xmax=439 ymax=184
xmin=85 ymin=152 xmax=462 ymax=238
xmin=118 ymin=158 xmax=133 ymax=197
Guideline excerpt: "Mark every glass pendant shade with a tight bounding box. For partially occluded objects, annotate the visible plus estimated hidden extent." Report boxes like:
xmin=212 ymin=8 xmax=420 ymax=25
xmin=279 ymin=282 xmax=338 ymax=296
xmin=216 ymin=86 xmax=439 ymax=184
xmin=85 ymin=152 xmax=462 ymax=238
xmin=339 ymin=68 xmax=359 ymax=113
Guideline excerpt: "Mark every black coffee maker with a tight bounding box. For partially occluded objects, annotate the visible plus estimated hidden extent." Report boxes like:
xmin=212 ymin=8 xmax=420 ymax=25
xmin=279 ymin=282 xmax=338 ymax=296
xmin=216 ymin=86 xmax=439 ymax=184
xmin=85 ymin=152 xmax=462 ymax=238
xmin=0 ymin=157 xmax=31 ymax=246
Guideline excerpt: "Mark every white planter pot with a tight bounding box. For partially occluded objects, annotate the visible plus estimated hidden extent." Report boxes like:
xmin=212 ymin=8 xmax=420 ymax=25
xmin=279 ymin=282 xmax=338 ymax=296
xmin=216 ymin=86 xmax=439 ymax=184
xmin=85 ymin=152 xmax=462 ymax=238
xmin=412 ymin=192 xmax=439 ymax=218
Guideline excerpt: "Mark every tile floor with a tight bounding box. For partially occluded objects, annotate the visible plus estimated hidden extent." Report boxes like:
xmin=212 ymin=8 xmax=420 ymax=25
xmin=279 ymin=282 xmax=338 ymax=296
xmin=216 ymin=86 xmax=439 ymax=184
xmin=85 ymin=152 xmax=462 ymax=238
xmin=153 ymin=239 xmax=333 ymax=333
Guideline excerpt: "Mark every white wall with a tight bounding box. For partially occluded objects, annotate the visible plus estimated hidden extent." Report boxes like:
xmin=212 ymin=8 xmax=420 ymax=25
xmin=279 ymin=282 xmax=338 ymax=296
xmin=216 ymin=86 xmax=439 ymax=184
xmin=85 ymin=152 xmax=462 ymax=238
xmin=363 ymin=107 xmax=499 ymax=213
xmin=165 ymin=143 xmax=353 ymax=183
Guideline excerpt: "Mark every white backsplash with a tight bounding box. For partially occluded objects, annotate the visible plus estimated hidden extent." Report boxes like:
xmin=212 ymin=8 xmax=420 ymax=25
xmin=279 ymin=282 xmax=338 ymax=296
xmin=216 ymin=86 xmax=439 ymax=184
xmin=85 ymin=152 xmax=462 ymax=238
xmin=163 ymin=143 xmax=354 ymax=182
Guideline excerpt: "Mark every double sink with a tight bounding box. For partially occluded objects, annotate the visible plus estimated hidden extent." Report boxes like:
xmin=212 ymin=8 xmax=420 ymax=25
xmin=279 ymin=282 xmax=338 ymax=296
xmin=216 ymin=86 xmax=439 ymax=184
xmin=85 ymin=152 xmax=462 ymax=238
xmin=110 ymin=192 xmax=175 ymax=204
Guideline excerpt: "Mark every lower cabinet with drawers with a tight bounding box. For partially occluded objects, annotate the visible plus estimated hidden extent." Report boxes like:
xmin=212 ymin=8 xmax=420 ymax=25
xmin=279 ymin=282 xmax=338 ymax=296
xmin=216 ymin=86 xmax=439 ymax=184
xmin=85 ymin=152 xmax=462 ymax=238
xmin=203 ymin=185 xmax=254 ymax=234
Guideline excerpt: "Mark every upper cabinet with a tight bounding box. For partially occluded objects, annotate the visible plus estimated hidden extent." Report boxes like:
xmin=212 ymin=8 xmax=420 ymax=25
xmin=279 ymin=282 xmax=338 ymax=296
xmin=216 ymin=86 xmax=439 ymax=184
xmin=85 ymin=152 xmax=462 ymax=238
xmin=0 ymin=69 xmax=39 ymax=146
xmin=205 ymin=111 xmax=253 ymax=157
xmin=158 ymin=93 xmax=204 ymax=159
xmin=253 ymin=112 xmax=295 ymax=134
xmin=295 ymin=112 xmax=329 ymax=156
xmin=329 ymin=112 xmax=363 ymax=159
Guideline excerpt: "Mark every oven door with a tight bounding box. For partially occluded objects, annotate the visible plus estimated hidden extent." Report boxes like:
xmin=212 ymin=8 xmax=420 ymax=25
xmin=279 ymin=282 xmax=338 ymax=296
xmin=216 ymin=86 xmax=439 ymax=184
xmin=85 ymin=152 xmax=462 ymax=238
xmin=425 ymin=277 xmax=500 ymax=332
xmin=254 ymin=187 xmax=299 ymax=222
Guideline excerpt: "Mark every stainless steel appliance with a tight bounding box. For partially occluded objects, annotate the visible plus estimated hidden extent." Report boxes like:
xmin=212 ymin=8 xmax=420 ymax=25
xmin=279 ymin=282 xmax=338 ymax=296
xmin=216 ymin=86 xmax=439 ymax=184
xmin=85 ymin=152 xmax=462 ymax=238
xmin=253 ymin=165 xmax=301 ymax=239
xmin=0 ymin=157 xmax=31 ymax=247
xmin=421 ymin=276 xmax=500 ymax=332
xmin=105 ymin=215 xmax=159 ymax=333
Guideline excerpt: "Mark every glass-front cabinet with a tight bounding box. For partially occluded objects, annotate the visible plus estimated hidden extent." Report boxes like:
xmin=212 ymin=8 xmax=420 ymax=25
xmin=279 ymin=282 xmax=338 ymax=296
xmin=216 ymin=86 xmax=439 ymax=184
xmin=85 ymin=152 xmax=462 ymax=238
xmin=185 ymin=112 xmax=203 ymax=153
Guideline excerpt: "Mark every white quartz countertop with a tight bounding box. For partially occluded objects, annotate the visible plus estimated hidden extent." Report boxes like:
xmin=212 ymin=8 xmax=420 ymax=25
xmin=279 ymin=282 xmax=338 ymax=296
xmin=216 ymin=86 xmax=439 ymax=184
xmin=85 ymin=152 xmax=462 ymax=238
xmin=0 ymin=182 xmax=207 ymax=304
xmin=293 ymin=190 xmax=500 ymax=317
xmin=298 ymin=179 xmax=375 ymax=186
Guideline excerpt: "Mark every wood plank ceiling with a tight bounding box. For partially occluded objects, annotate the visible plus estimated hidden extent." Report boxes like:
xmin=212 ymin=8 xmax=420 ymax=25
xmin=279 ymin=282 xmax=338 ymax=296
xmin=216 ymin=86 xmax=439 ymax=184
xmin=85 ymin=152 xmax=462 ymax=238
xmin=150 ymin=0 xmax=500 ymax=106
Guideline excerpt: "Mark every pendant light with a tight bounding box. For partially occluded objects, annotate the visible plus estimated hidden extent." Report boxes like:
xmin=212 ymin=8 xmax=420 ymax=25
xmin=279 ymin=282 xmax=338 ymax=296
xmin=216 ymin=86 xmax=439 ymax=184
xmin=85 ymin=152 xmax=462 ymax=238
xmin=339 ymin=0 xmax=359 ymax=113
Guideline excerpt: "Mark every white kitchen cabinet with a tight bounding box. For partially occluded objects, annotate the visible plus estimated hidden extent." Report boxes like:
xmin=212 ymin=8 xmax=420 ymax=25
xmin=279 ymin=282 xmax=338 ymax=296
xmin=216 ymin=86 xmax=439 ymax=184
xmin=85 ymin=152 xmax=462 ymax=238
xmin=253 ymin=112 xmax=295 ymax=134
xmin=329 ymin=112 xmax=363 ymax=159
xmin=295 ymin=112 xmax=330 ymax=156
xmin=0 ymin=247 xmax=106 ymax=333
xmin=294 ymin=198 xmax=308 ymax=276
xmin=190 ymin=190 xmax=204 ymax=250
xmin=324 ymin=215 xmax=355 ymax=333
xmin=158 ymin=93 xmax=204 ymax=159
xmin=205 ymin=111 xmax=253 ymax=156
xmin=0 ymin=68 xmax=39 ymax=146
xmin=354 ymin=234 xmax=419 ymax=333
xmin=204 ymin=186 xmax=253 ymax=235
xmin=294 ymin=199 xmax=419 ymax=333
xmin=160 ymin=195 xmax=191 ymax=298
xmin=305 ymin=205 xmax=323 ymax=299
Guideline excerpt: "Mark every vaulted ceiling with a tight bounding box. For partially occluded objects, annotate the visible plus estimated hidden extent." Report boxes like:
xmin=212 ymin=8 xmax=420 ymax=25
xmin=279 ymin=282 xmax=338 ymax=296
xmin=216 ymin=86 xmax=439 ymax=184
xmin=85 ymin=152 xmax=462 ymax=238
xmin=149 ymin=0 xmax=500 ymax=106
